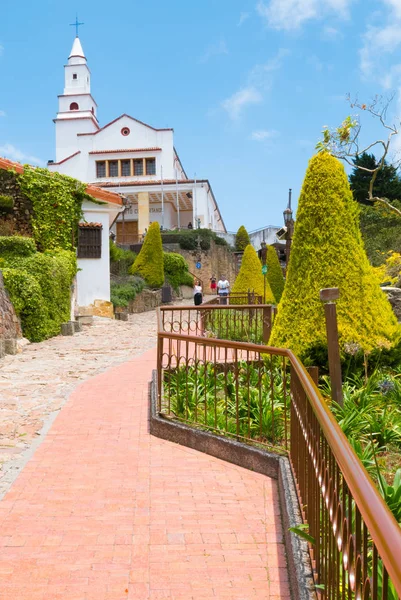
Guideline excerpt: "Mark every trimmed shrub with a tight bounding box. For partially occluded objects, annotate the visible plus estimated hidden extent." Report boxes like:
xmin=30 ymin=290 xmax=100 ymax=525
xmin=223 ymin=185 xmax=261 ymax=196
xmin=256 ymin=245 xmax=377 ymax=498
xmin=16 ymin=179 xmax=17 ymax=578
xmin=266 ymin=245 xmax=285 ymax=303
xmin=231 ymin=244 xmax=275 ymax=302
xmin=269 ymin=152 xmax=400 ymax=361
xmin=110 ymin=277 xmax=145 ymax=308
xmin=235 ymin=225 xmax=251 ymax=251
xmin=163 ymin=252 xmax=194 ymax=291
xmin=0 ymin=194 xmax=13 ymax=214
xmin=130 ymin=222 xmax=164 ymax=287
xmin=0 ymin=236 xmax=37 ymax=259
xmin=161 ymin=228 xmax=228 ymax=251
xmin=2 ymin=249 xmax=77 ymax=342
xmin=109 ymin=240 xmax=136 ymax=276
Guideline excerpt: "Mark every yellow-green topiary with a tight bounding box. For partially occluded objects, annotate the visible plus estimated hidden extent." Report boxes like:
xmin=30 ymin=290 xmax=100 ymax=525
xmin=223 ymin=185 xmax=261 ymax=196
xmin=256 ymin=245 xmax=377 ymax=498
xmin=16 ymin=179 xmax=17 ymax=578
xmin=266 ymin=245 xmax=285 ymax=303
xmin=235 ymin=225 xmax=251 ymax=251
xmin=129 ymin=222 xmax=164 ymax=287
xmin=231 ymin=244 xmax=275 ymax=302
xmin=269 ymin=152 xmax=400 ymax=359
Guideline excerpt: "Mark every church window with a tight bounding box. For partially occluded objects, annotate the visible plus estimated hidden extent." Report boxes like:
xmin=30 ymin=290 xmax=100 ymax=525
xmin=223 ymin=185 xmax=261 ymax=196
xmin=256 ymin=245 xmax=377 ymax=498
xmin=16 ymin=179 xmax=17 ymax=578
xmin=146 ymin=158 xmax=156 ymax=176
xmin=70 ymin=102 xmax=79 ymax=110
xmin=96 ymin=161 xmax=106 ymax=178
xmin=78 ymin=225 xmax=102 ymax=259
xmin=121 ymin=160 xmax=131 ymax=176
xmin=134 ymin=159 xmax=143 ymax=176
xmin=121 ymin=127 xmax=130 ymax=136
xmin=109 ymin=161 xmax=119 ymax=177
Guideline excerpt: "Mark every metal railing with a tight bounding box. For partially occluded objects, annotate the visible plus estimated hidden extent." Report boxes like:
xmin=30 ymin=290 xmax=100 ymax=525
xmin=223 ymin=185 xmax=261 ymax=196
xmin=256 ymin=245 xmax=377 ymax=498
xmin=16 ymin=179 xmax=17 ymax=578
xmin=202 ymin=293 xmax=264 ymax=306
xmin=156 ymin=307 xmax=401 ymax=600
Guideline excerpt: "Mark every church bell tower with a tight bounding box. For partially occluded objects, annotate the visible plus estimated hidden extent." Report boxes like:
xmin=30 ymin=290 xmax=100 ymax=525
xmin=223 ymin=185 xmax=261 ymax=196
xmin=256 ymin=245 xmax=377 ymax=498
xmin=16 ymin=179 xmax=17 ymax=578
xmin=53 ymin=34 xmax=99 ymax=163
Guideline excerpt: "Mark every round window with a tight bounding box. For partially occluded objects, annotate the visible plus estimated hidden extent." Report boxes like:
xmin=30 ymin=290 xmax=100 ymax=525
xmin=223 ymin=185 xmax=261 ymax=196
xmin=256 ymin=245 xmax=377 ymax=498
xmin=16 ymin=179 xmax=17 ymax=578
xmin=121 ymin=127 xmax=130 ymax=136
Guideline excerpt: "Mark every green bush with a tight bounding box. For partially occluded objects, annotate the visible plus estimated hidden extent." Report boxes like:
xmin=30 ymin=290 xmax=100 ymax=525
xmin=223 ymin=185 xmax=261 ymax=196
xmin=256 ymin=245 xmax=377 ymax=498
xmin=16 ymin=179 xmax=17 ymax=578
xmin=231 ymin=244 xmax=275 ymax=302
xmin=130 ymin=222 xmax=164 ymax=287
xmin=266 ymin=245 xmax=285 ymax=303
xmin=235 ymin=225 xmax=251 ymax=251
xmin=163 ymin=252 xmax=194 ymax=290
xmin=110 ymin=277 xmax=145 ymax=308
xmin=2 ymin=249 xmax=77 ymax=342
xmin=161 ymin=228 xmax=228 ymax=251
xmin=0 ymin=236 xmax=37 ymax=258
xmin=0 ymin=194 xmax=13 ymax=214
xmin=109 ymin=240 xmax=136 ymax=276
xmin=270 ymin=152 xmax=400 ymax=361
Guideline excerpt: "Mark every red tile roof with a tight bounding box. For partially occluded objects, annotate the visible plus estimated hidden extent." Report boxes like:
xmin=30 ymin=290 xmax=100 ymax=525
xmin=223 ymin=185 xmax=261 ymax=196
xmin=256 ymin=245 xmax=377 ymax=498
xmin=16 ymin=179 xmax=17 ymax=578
xmin=48 ymin=151 xmax=81 ymax=166
xmin=0 ymin=156 xmax=123 ymax=207
xmin=89 ymin=148 xmax=162 ymax=155
xmin=92 ymin=179 xmax=205 ymax=187
xmin=79 ymin=222 xmax=103 ymax=228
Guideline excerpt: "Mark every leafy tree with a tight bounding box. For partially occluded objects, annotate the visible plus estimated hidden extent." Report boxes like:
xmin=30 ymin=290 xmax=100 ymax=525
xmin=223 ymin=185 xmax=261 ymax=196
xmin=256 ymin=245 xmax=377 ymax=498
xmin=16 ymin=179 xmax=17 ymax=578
xmin=163 ymin=252 xmax=194 ymax=290
xmin=270 ymin=152 xmax=399 ymax=361
xmin=129 ymin=222 xmax=164 ymax=287
xmin=266 ymin=245 xmax=285 ymax=303
xmin=232 ymin=244 xmax=275 ymax=302
xmin=235 ymin=225 xmax=251 ymax=251
xmin=360 ymin=203 xmax=401 ymax=265
xmin=350 ymin=153 xmax=401 ymax=205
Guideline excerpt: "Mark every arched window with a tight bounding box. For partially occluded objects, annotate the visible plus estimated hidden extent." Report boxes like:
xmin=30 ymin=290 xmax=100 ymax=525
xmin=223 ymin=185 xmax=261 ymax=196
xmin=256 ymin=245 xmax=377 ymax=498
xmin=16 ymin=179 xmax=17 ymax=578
xmin=70 ymin=102 xmax=79 ymax=111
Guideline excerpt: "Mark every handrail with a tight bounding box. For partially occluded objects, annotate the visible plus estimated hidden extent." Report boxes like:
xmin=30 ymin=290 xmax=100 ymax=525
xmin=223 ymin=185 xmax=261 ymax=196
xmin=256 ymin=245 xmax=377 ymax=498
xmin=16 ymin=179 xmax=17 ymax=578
xmin=159 ymin=304 xmax=270 ymax=311
xmin=156 ymin=318 xmax=401 ymax=597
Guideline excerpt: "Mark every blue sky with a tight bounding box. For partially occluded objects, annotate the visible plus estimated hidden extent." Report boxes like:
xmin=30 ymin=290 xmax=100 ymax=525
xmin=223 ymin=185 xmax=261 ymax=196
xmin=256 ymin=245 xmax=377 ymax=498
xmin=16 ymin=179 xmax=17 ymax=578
xmin=1 ymin=0 xmax=401 ymax=231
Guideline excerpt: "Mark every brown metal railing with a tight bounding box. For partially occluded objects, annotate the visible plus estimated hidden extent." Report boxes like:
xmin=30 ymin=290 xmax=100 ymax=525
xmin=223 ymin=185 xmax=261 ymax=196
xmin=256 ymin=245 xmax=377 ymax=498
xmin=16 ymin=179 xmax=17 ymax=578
xmin=156 ymin=311 xmax=401 ymax=600
xmin=202 ymin=293 xmax=264 ymax=306
xmin=159 ymin=303 xmax=274 ymax=344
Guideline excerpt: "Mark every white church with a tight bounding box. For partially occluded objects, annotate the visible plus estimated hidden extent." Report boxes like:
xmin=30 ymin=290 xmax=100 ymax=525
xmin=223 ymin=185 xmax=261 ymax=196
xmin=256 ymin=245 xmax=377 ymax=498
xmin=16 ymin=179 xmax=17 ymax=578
xmin=48 ymin=35 xmax=226 ymax=244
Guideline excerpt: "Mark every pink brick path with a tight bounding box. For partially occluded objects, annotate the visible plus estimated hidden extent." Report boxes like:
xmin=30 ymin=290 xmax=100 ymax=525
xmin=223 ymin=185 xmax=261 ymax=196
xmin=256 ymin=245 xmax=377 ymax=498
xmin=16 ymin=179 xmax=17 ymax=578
xmin=0 ymin=348 xmax=291 ymax=600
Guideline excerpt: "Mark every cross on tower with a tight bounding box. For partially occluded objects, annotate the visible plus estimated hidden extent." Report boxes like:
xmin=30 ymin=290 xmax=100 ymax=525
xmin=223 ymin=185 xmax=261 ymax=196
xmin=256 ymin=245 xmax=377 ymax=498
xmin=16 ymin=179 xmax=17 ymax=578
xmin=70 ymin=15 xmax=84 ymax=37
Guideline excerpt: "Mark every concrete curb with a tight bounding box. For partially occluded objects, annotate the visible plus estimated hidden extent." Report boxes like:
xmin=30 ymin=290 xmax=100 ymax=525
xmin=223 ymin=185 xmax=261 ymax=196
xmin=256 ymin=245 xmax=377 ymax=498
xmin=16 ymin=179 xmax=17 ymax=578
xmin=149 ymin=370 xmax=316 ymax=600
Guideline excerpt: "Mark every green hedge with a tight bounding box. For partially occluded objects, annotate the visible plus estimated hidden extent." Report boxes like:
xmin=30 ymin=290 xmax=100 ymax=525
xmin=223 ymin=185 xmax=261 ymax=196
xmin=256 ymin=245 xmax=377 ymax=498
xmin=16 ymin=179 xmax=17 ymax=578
xmin=110 ymin=241 xmax=137 ymax=276
xmin=110 ymin=277 xmax=145 ymax=308
xmin=161 ymin=228 xmax=228 ymax=251
xmin=2 ymin=249 xmax=77 ymax=342
xmin=163 ymin=252 xmax=194 ymax=290
xmin=0 ymin=236 xmax=37 ymax=258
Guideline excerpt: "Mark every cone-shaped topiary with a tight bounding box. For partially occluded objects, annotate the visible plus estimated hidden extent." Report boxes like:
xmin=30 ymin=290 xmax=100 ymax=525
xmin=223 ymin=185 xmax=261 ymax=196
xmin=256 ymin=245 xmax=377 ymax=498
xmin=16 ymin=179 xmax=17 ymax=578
xmin=266 ymin=245 xmax=285 ymax=303
xmin=235 ymin=225 xmax=251 ymax=251
xmin=270 ymin=152 xmax=400 ymax=359
xmin=232 ymin=244 xmax=275 ymax=302
xmin=129 ymin=222 xmax=164 ymax=287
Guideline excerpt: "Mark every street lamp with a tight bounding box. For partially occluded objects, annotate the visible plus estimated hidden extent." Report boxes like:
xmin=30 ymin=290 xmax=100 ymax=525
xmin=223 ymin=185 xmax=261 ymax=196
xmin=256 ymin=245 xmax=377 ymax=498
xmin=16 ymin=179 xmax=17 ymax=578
xmin=283 ymin=189 xmax=294 ymax=272
xmin=260 ymin=241 xmax=267 ymax=303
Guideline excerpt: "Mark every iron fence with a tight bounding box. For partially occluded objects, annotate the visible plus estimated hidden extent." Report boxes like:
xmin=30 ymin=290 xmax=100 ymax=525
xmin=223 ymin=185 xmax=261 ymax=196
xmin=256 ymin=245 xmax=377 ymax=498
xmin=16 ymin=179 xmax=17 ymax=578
xmin=156 ymin=310 xmax=401 ymax=600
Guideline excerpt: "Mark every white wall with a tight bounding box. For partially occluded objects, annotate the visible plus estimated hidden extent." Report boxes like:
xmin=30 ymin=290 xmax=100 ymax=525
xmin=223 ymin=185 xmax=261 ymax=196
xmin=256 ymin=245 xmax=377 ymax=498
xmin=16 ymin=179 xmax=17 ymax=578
xmin=76 ymin=207 xmax=111 ymax=307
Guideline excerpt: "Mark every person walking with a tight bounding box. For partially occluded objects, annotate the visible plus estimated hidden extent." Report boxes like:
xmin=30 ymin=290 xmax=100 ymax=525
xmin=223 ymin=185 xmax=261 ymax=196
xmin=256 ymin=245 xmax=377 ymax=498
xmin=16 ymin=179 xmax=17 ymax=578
xmin=217 ymin=275 xmax=230 ymax=305
xmin=210 ymin=275 xmax=217 ymax=294
xmin=194 ymin=280 xmax=203 ymax=306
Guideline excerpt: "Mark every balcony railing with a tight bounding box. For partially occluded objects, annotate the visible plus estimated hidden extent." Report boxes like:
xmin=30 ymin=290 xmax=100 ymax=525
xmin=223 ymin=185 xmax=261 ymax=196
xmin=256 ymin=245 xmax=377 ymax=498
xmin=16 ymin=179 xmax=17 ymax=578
xmin=156 ymin=304 xmax=401 ymax=600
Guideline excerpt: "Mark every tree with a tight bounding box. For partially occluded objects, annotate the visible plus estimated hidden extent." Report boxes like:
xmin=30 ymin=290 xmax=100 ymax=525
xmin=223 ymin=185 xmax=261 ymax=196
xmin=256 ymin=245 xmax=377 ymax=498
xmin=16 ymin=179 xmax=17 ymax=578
xmin=349 ymin=153 xmax=401 ymax=205
xmin=235 ymin=225 xmax=251 ymax=251
xmin=269 ymin=152 xmax=399 ymax=360
xmin=129 ymin=222 xmax=164 ymax=287
xmin=266 ymin=245 xmax=285 ymax=303
xmin=231 ymin=244 xmax=275 ymax=302
xmin=317 ymin=94 xmax=401 ymax=216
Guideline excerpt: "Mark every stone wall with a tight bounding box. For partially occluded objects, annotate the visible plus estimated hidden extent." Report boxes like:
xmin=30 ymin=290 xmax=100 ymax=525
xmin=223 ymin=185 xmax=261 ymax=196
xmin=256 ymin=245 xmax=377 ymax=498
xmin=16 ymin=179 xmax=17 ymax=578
xmin=0 ymin=271 xmax=22 ymax=357
xmin=115 ymin=289 xmax=163 ymax=314
xmin=0 ymin=170 xmax=33 ymax=237
xmin=163 ymin=241 xmax=237 ymax=291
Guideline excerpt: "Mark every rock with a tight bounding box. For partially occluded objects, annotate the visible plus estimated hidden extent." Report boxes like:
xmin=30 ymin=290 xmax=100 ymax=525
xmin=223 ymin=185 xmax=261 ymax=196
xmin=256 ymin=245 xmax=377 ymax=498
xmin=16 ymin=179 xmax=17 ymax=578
xmin=72 ymin=321 xmax=83 ymax=333
xmin=61 ymin=322 xmax=74 ymax=336
xmin=17 ymin=338 xmax=30 ymax=351
xmin=76 ymin=315 xmax=93 ymax=326
xmin=92 ymin=300 xmax=114 ymax=319
xmin=382 ymin=286 xmax=401 ymax=320
xmin=4 ymin=339 xmax=18 ymax=355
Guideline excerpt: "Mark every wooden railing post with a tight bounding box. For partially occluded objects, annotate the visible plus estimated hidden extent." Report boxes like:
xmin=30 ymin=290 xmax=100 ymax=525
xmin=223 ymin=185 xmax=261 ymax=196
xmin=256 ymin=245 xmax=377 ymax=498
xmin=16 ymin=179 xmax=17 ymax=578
xmin=320 ymin=288 xmax=343 ymax=407
xmin=262 ymin=305 xmax=272 ymax=343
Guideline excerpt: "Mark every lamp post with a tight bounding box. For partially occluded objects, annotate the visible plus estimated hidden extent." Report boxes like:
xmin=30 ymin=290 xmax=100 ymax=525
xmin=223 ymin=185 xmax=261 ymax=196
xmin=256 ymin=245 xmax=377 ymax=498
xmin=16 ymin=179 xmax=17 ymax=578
xmin=260 ymin=241 xmax=267 ymax=303
xmin=283 ymin=188 xmax=294 ymax=273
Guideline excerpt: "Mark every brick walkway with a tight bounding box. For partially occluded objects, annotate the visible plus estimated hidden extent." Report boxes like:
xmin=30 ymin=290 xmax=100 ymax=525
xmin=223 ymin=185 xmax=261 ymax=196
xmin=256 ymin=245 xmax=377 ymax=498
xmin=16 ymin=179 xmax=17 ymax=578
xmin=0 ymin=348 xmax=290 ymax=600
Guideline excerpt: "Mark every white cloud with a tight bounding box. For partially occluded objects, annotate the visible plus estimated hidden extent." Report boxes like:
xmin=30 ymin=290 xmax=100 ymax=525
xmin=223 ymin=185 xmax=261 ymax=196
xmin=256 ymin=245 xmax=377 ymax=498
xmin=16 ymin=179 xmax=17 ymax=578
xmin=0 ymin=144 xmax=44 ymax=166
xmin=238 ymin=12 xmax=250 ymax=26
xmin=250 ymin=129 xmax=279 ymax=140
xmin=0 ymin=110 xmax=6 ymax=117
xmin=221 ymin=48 xmax=289 ymax=120
xmin=256 ymin=0 xmax=353 ymax=31
xmin=222 ymin=87 xmax=263 ymax=120
xmin=199 ymin=40 xmax=228 ymax=63
xmin=322 ymin=25 xmax=342 ymax=40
